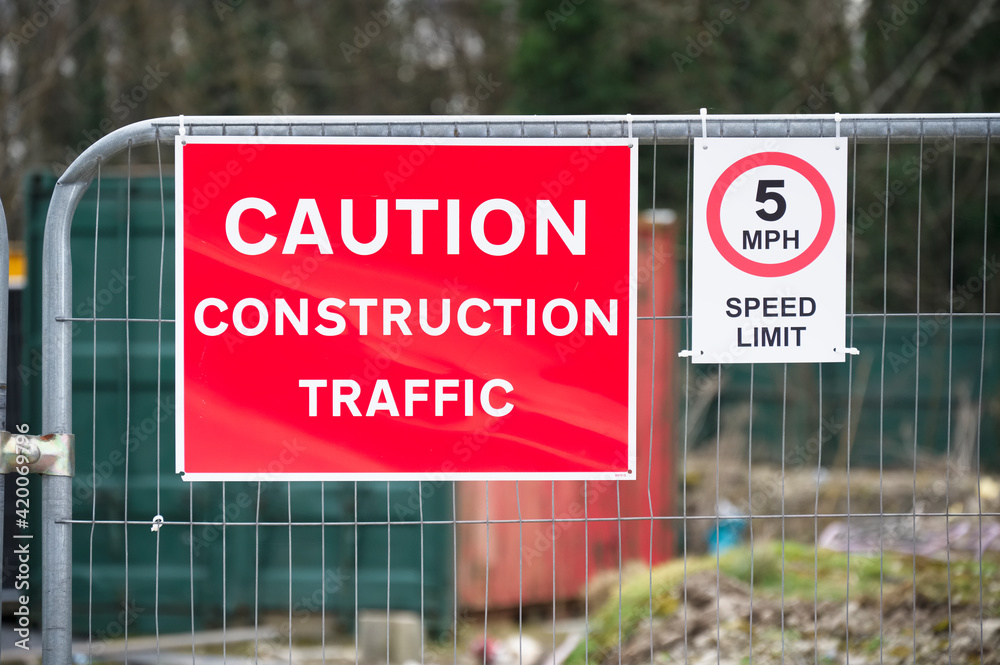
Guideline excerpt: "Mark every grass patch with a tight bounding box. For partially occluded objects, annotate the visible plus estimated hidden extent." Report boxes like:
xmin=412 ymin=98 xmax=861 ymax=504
xmin=567 ymin=541 xmax=1000 ymax=665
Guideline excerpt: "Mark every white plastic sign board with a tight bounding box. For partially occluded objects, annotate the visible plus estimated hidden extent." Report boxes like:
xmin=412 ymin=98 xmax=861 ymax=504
xmin=691 ymin=137 xmax=847 ymax=364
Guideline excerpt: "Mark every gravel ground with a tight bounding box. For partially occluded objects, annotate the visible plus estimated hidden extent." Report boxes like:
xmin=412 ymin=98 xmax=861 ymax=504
xmin=608 ymin=570 xmax=1000 ymax=665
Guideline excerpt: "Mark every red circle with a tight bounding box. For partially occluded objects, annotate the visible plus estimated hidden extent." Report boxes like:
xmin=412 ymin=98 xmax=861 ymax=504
xmin=707 ymin=152 xmax=835 ymax=277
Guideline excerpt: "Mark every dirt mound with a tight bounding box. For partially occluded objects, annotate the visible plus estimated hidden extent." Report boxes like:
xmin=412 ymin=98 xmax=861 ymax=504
xmin=604 ymin=569 xmax=999 ymax=665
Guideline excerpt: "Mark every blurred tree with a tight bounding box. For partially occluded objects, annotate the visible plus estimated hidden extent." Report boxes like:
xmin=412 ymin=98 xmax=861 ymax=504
xmin=509 ymin=0 xmax=630 ymax=113
xmin=0 ymin=0 xmax=517 ymax=238
xmin=506 ymin=0 xmax=1000 ymax=313
xmin=852 ymin=0 xmax=1000 ymax=314
xmin=1 ymin=0 xmax=998 ymax=313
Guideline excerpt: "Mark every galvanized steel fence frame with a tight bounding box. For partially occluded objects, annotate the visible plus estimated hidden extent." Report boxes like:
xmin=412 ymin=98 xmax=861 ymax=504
xmin=32 ymin=113 xmax=1000 ymax=664
xmin=0 ymin=195 xmax=8 ymax=655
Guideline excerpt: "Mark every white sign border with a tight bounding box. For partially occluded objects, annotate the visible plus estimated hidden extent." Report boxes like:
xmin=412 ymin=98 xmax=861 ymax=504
xmin=175 ymin=135 xmax=638 ymax=482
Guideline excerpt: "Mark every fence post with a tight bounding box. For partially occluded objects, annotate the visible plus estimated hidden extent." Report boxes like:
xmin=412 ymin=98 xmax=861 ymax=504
xmin=0 ymin=196 xmax=7 ymax=662
xmin=41 ymin=181 xmax=87 ymax=665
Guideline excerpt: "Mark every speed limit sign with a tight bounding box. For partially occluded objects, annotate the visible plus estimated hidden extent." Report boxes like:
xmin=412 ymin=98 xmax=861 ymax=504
xmin=690 ymin=137 xmax=847 ymax=364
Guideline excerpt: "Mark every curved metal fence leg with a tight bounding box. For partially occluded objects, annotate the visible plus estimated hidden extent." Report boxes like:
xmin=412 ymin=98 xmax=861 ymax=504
xmin=42 ymin=182 xmax=87 ymax=665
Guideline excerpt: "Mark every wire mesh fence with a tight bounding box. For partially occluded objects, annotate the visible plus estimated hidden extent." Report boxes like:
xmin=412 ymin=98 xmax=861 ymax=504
xmin=20 ymin=115 xmax=1000 ymax=664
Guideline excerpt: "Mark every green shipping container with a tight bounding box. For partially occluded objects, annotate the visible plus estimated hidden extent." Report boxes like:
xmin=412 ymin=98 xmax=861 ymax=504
xmin=23 ymin=173 xmax=453 ymax=637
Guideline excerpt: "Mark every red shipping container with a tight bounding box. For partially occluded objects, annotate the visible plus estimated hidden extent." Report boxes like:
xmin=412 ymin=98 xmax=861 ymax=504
xmin=457 ymin=212 xmax=676 ymax=609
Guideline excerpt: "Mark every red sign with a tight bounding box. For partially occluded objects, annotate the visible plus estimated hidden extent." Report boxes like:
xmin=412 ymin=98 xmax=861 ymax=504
xmin=175 ymin=137 xmax=637 ymax=480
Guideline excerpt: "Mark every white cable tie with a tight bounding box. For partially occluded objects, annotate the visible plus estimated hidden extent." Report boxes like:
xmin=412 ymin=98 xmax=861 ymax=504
xmin=678 ymin=350 xmax=694 ymax=358
xmin=626 ymin=113 xmax=633 ymax=142
xmin=700 ymin=108 xmax=708 ymax=139
xmin=845 ymin=347 xmax=860 ymax=355
xmin=834 ymin=112 xmax=841 ymax=138
xmin=151 ymin=514 xmax=164 ymax=532
xmin=178 ymin=115 xmax=186 ymax=137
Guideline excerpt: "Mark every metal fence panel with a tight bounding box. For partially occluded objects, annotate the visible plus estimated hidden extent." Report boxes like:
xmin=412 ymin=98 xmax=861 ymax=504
xmin=27 ymin=114 xmax=1000 ymax=665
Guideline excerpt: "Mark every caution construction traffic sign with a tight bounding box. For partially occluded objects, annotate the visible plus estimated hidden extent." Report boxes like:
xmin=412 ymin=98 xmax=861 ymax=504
xmin=175 ymin=136 xmax=637 ymax=480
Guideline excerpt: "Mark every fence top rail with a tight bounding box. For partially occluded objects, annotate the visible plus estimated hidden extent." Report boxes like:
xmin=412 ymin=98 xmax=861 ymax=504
xmin=59 ymin=112 xmax=1000 ymax=185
